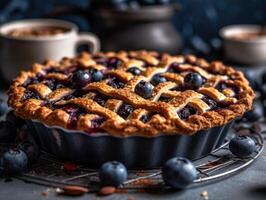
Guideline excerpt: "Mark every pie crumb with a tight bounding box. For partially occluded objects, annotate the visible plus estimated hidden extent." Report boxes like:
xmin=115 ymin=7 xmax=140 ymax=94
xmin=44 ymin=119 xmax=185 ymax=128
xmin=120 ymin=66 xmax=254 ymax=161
xmin=201 ymin=190 xmax=209 ymax=200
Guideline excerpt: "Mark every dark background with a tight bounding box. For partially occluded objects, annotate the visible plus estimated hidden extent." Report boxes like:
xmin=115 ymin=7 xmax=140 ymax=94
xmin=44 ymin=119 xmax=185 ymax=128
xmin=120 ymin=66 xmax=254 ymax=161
xmin=0 ymin=0 xmax=265 ymax=54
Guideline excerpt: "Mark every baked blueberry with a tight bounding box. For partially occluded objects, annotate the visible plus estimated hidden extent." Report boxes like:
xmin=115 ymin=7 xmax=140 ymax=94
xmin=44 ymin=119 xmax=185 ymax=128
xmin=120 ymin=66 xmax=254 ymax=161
xmin=127 ymin=67 xmax=142 ymax=75
xmin=2 ymin=149 xmax=28 ymax=174
xmin=108 ymin=77 xmax=125 ymax=89
xmin=22 ymin=90 xmax=40 ymax=101
xmin=99 ymin=161 xmax=128 ymax=186
xmin=202 ymin=97 xmax=217 ymax=110
xmin=151 ymin=74 xmax=167 ymax=86
xmin=94 ymin=94 xmax=108 ymax=106
xmin=72 ymin=70 xmax=91 ymax=87
xmin=91 ymin=70 xmax=103 ymax=82
xmin=140 ymin=115 xmax=149 ymax=123
xmin=108 ymin=58 xmax=123 ymax=69
xmin=243 ymin=108 xmax=262 ymax=122
xmin=90 ymin=116 xmax=105 ymax=130
xmin=162 ymin=157 xmax=197 ymax=189
xmin=229 ymin=136 xmax=256 ymax=158
xmin=177 ymin=106 xmax=197 ymax=120
xmin=169 ymin=62 xmax=181 ymax=73
xmin=184 ymin=72 xmax=203 ymax=90
xmin=0 ymin=99 xmax=8 ymax=117
xmin=135 ymin=80 xmax=153 ymax=99
xmin=117 ymin=104 xmax=134 ymax=119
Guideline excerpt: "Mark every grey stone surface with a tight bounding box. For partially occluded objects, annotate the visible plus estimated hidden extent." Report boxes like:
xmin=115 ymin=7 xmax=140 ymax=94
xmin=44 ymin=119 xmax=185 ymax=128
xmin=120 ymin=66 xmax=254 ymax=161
xmin=0 ymin=153 xmax=265 ymax=200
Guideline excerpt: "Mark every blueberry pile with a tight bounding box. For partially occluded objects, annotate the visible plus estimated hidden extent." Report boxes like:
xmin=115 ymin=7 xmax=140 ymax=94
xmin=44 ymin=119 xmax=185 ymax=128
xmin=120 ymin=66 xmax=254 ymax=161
xmin=91 ymin=0 xmax=173 ymax=10
xmin=0 ymin=99 xmax=40 ymax=175
xmin=72 ymin=69 xmax=103 ymax=88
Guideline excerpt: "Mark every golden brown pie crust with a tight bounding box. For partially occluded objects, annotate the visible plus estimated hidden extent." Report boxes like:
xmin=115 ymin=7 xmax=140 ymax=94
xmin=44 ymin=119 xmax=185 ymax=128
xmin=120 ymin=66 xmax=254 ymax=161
xmin=8 ymin=51 xmax=255 ymax=137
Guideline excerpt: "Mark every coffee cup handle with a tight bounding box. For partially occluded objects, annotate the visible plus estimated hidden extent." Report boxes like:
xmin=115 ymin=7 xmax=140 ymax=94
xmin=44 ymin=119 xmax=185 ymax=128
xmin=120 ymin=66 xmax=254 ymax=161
xmin=76 ymin=33 xmax=100 ymax=54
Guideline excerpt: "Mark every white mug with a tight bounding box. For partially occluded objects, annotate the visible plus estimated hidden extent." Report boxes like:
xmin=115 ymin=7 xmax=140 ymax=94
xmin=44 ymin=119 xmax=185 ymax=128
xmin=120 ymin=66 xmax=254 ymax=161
xmin=0 ymin=19 xmax=100 ymax=82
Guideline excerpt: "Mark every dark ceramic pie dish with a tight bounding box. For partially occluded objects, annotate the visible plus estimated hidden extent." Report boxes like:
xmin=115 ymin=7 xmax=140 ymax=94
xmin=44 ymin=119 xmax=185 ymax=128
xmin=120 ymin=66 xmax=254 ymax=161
xmin=27 ymin=120 xmax=233 ymax=169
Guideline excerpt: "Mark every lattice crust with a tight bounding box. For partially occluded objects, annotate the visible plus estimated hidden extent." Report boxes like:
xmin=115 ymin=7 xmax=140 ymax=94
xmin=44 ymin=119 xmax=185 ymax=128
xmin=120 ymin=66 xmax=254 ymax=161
xmin=8 ymin=51 xmax=255 ymax=137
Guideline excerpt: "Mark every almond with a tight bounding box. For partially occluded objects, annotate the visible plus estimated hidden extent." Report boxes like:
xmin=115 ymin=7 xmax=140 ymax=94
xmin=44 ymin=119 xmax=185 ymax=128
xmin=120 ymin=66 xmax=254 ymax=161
xmin=99 ymin=186 xmax=116 ymax=196
xmin=57 ymin=186 xmax=89 ymax=196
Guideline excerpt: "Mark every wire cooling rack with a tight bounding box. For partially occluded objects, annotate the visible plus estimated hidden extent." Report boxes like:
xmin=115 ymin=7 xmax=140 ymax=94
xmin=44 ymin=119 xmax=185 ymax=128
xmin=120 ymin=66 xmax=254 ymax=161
xmin=2 ymin=128 xmax=260 ymax=193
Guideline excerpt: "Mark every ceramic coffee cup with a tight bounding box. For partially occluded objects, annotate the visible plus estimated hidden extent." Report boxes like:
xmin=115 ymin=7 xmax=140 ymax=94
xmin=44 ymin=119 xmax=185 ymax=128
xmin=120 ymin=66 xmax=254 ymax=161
xmin=220 ymin=25 xmax=266 ymax=65
xmin=0 ymin=19 xmax=100 ymax=82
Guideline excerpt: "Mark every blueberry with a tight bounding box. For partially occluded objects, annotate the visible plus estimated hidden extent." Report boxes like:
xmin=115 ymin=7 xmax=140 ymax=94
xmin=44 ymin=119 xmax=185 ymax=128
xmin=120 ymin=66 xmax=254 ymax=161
xmin=177 ymin=106 xmax=197 ymax=120
xmin=117 ymin=104 xmax=133 ymax=119
xmin=6 ymin=110 xmax=25 ymax=127
xmin=151 ymin=74 xmax=167 ymax=86
xmin=162 ymin=157 xmax=197 ymax=189
xmin=229 ymin=136 xmax=256 ymax=158
xmin=127 ymin=67 xmax=142 ymax=75
xmin=202 ymin=97 xmax=217 ymax=110
xmin=184 ymin=72 xmax=203 ymax=90
xmin=44 ymin=79 xmax=56 ymax=90
xmin=18 ymin=141 xmax=40 ymax=164
xmin=2 ymin=149 xmax=28 ymax=174
xmin=99 ymin=161 xmax=128 ymax=186
xmin=243 ymin=108 xmax=262 ymax=122
xmin=0 ymin=122 xmax=17 ymax=142
xmin=169 ymin=62 xmax=181 ymax=73
xmin=108 ymin=77 xmax=125 ymax=89
xmin=72 ymin=70 xmax=91 ymax=87
xmin=135 ymin=80 xmax=153 ymax=99
xmin=94 ymin=94 xmax=108 ymax=106
xmin=108 ymin=58 xmax=123 ymax=69
xmin=91 ymin=70 xmax=103 ymax=82
xmin=0 ymin=99 xmax=8 ymax=117
xmin=140 ymin=115 xmax=149 ymax=123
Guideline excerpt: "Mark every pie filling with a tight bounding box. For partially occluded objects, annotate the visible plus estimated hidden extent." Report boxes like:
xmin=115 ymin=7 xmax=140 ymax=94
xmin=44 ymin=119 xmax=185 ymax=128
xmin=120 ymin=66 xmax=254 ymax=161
xmin=8 ymin=51 xmax=255 ymax=136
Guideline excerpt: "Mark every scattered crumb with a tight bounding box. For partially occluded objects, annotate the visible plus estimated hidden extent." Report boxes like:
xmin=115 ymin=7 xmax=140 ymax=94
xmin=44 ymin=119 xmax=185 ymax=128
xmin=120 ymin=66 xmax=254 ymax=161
xmin=41 ymin=188 xmax=53 ymax=197
xmin=201 ymin=190 xmax=209 ymax=200
xmin=41 ymin=191 xmax=48 ymax=197
xmin=129 ymin=179 xmax=154 ymax=186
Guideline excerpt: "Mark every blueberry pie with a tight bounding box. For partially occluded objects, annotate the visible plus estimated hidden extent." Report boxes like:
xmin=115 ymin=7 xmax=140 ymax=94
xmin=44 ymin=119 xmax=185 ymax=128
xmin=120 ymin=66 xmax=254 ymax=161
xmin=8 ymin=51 xmax=255 ymax=136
